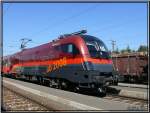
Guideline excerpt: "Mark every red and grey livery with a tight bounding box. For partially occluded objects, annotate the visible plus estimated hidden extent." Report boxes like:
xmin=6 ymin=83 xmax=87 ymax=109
xmin=2 ymin=30 xmax=118 ymax=95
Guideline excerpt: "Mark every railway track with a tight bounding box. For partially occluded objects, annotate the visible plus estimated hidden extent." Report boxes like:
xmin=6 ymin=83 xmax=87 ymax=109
xmin=2 ymin=77 xmax=149 ymax=111
xmin=77 ymin=89 xmax=148 ymax=111
xmin=2 ymin=86 xmax=148 ymax=111
xmin=118 ymin=83 xmax=148 ymax=89
xmin=103 ymin=94 xmax=148 ymax=111
xmin=2 ymin=87 xmax=50 ymax=111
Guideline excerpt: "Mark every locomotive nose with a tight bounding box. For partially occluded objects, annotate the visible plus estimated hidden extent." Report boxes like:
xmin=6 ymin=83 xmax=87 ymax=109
xmin=90 ymin=64 xmax=114 ymax=86
xmin=92 ymin=72 xmax=113 ymax=83
xmin=84 ymin=61 xmax=113 ymax=72
xmin=92 ymin=64 xmax=113 ymax=72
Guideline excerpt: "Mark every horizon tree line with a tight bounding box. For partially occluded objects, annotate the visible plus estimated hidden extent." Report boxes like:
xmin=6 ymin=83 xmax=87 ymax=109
xmin=112 ymin=45 xmax=148 ymax=54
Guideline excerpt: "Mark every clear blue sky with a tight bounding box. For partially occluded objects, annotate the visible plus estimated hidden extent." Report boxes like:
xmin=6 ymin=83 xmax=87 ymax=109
xmin=3 ymin=3 xmax=147 ymax=56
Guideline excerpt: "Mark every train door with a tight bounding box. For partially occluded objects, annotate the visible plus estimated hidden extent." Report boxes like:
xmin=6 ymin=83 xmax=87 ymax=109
xmin=53 ymin=43 xmax=82 ymax=82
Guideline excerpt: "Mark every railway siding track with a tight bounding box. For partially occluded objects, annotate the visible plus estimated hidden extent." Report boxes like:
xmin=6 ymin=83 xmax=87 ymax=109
xmin=2 ymin=87 xmax=50 ymax=111
xmin=103 ymin=95 xmax=148 ymax=110
xmin=108 ymin=85 xmax=148 ymax=100
xmin=118 ymin=83 xmax=148 ymax=89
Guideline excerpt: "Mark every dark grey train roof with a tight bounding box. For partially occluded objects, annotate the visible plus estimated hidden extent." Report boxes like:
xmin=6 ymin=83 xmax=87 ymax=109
xmin=79 ymin=35 xmax=104 ymax=43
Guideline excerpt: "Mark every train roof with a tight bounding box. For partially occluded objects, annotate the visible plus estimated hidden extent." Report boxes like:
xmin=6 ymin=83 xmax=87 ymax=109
xmin=79 ymin=35 xmax=103 ymax=42
xmin=4 ymin=30 xmax=105 ymax=58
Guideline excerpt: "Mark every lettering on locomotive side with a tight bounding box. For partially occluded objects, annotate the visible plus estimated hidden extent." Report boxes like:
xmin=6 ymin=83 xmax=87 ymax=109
xmin=47 ymin=57 xmax=67 ymax=73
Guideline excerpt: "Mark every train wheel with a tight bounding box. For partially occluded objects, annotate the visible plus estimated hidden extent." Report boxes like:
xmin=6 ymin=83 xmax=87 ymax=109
xmin=113 ymin=80 xmax=118 ymax=85
xmin=55 ymin=79 xmax=60 ymax=89
xmin=36 ymin=76 xmax=41 ymax=84
xmin=49 ymin=79 xmax=53 ymax=88
xmin=40 ymin=77 xmax=44 ymax=84
xmin=26 ymin=75 xmax=32 ymax=81
xmin=58 ymin=84 xmax=62 ymax=89
xmin=61 ymin=80 xmax=68 ymax=90
xmin=12 ymin=73 xmax=17 ymax=79
xmin=73 ymin=86 xmax=80 ymax=93
xmin=57 ymin=80 xmax=62 ymax=89
xmin=129 ymin=76 xmax=136 ymax=83
xmin=96 ymin=87 xmax=106 ymax=97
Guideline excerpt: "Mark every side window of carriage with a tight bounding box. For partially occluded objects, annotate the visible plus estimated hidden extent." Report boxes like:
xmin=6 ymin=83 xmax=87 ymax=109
xmin=62 ymin=44 xmax=80 ymax=55
xmin=54 ymin=44 xmax=80 ymax=56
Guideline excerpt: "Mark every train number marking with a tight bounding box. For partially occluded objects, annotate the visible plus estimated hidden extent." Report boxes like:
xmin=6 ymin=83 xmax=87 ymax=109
xmin=47 ymin=57 xmax=67 ymax=73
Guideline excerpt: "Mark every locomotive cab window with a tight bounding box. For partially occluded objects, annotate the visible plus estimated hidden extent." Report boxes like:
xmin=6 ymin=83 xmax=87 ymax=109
xmin=80 ymin=35 xmax=110 ymax=59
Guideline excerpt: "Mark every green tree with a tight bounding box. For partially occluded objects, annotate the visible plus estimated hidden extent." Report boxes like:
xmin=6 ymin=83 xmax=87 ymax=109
xmin=132 ymin=50 xmax=136 ymax=52
xmin=137 ymin=45 xmax=147 ymax=52
xmin=114 ymin=47 xmax=119 ymax=54
xmin=126 ymin=45 xmax=131 ymax=53
xmin=120 ymin=45 xmax=131 ymax=53
xmin=121 ymin=49 xmax=125 ymax=53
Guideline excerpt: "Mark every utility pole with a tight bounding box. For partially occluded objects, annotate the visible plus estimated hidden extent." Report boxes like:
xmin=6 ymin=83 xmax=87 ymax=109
xmin=20 ymin=38 xmax=32 ymax=50
xmin=110 ymin=40 xmax=116 ymax=53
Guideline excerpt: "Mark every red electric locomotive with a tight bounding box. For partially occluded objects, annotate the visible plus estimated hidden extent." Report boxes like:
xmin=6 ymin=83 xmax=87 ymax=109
xmin=2 ymin=30 xmax=118 ymax=95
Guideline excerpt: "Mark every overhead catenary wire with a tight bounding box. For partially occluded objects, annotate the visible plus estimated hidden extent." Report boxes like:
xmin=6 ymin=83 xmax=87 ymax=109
xmin=17 ymin=4 xmax=99 ymax=48
xmin=91 ymin=16 xmax=142 ymax=35
xmin=4 ymin=4 xmax=99 ymax=52
xmin=90 ymin=16 xmax=145 ymax=51
xmin=27 ymin=4 xmax=99 ymax=38
xmin=20 ymin=38 xmax=32 ymax=50
xmin=4 ymin=4 xmax=145 ymax=55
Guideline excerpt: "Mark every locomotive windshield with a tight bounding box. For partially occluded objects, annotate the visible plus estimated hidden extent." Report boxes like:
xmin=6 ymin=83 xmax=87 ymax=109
xmin=80 ymin=35 xmax=110 ymax=59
